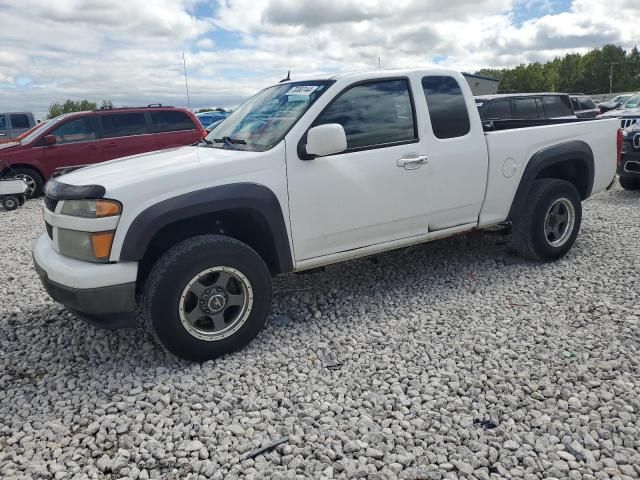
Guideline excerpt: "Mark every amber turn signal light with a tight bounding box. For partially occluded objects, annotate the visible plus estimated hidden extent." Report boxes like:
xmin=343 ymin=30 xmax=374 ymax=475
xmin=91 ymin=231 xmax=115 ymax=260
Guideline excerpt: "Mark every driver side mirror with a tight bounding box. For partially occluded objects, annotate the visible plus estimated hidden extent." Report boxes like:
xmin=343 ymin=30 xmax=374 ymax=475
xmin=44 ymin=134 xmax=57 ymax=146
xmin=305 ymin=124 xmax=347 ymax=158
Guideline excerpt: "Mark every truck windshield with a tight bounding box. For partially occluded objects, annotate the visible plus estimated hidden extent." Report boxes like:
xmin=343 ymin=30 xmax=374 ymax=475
xmin=204 ymin=81 xmax=332 ymax=152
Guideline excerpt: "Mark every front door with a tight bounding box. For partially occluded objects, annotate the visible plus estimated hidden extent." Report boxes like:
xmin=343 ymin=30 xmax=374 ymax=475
xmin=43 ymin=115 xmax=104 ymax=175
xmin=286 ymin=77 xmax=432 ymax=261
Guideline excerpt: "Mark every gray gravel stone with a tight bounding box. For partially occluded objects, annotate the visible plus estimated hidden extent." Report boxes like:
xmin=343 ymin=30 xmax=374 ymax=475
xmin=1 ymin=188 xmax=639 ymax=479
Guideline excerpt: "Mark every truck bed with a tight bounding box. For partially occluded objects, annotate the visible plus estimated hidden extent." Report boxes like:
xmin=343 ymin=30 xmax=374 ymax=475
xmin=479 ymin=118 xmax=619 ymax=227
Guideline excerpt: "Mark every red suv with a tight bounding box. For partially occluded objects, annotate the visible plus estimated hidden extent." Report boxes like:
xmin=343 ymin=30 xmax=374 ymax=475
xmin=0 ymin=105 xmax=205 ymax=196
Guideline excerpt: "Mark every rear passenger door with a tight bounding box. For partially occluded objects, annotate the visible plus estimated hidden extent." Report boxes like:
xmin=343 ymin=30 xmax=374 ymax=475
xmin=99 ymin=112 xmax=155 ymax=160
xmin=420 ymin=75 xmax=489 ymax=230
xmin=150 ymin=110 xmax=200 ymax=149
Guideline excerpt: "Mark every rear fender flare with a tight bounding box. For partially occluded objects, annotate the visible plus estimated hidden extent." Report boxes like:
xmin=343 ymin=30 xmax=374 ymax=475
xmin=507 ymin=140 xmax=594 ymax=221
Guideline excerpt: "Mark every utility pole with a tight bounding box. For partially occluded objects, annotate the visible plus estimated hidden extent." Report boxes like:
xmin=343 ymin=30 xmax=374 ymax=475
xmin=608 ymin=62 xmax=620 ymax=94
xmin=182 ymin=52 xmax=191 ymax=110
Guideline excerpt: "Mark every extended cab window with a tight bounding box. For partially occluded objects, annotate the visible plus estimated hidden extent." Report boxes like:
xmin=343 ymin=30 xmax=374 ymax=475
xmin=101 ymin=113 xmax=148 ymax=138
xmin=50 ymin=118 xmax=96 ymax=144
xmin=0 ymin=115 xmax=6 ymax=131
xmin=422 ymin=76 xmax=470 ymax=139
xmin=151 ymin=110 xmax=195 ymax=133
xmin=10 ymin=114 xmax=30 ymax=129
xmin=512 ymin=98 xmax=541 ymax=119
xmin=314 ymin=79 xmax=416 ymax=149
xmin=542 ymin=96 xmax=573 ymax=117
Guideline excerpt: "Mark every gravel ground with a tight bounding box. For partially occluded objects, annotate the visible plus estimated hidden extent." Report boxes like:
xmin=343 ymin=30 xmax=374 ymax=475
xmin=1 ymin=186 xmax=639 ymax=480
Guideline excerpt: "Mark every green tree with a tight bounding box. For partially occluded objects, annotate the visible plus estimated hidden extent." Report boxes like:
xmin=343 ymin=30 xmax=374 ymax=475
xmin=475 ymin=44 xmax=640 ymax=94
xmin=47 ymin=99 xmax=100 ymax=119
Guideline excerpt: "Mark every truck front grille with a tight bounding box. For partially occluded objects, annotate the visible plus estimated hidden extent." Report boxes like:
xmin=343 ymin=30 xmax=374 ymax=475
xmin=44 ymin=196 xmax=58 ymax=212
xmin=621 ymin=118 xmax=638 ymax=129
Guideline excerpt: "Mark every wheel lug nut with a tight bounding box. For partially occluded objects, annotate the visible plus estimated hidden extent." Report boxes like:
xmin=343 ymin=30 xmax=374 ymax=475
xmin=205 ymin=289 xmax=210 ymax=294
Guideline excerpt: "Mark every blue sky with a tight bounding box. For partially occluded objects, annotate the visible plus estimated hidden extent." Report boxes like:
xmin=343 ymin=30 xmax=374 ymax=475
xmin=0 ymin=0 xmax=637 ymax=116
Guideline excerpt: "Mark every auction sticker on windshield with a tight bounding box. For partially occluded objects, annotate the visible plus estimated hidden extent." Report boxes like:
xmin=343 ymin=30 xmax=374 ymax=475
xmin=286 ymin=86 xmax=319 ymax=96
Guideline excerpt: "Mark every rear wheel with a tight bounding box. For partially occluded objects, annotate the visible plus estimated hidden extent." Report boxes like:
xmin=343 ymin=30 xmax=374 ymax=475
xmin=2 ymin=196 xmax=19 ymax=211
xmin=6 ymin=167 xmax=44 ymax=198
xmin=619 ymin=175 xmax=640 ymax=191
xmin=511 ymin=179 xmax=582 ymax=261
xmin=142 ymin=235 xmax=272 ymax=361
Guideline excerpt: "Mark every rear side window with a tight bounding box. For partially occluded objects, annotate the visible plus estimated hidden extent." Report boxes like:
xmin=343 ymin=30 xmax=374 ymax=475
xmin=422 ymin=76 xmax=470 ymax=139
xmin=151 ymin=110 xmax=195 ymax=133
xmin=512 ymin=98 xmax=541 ymax=119
xmin=542 ymin=96 xmax=573 ymax=117
xmin=484 ymin=99 xmax=511 ymax=120
xmin=50 ymin=118 xmax=97 ymax=144
xmin=0 ymin=115 xmax=6 ymax=130
xmin=101 ymin=113 xmax=148 ymax=138
xmin=314 ymin=79 xmax=416 ymax=149
xmin=10 ymin=113 xmax=30 ymax=129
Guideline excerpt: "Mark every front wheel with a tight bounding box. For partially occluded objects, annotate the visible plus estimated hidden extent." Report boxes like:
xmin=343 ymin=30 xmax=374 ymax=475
xmin=511 ymin=179 xmax=582 ymax=261
xmin=142 ymin=235 xmax=273 ymax=361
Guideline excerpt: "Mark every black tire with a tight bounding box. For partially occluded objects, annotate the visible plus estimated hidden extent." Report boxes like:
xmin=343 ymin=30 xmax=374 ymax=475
xmin=511 ymin=179 xmax=582 ymax=261
xmin=2 ymin=196 xmax=19 ymax=211
xmin=619 ymin=175 xmax=640 ymax=191
xmin=6 ymin=167 xmax=44 ymax=198
xmin=142 ymin=235 xmax=272 ymax=361
xmin=18 ymin=195 xmax=26 ymax=206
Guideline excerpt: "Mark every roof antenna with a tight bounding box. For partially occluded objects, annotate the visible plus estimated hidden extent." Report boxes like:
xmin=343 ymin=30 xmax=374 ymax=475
xmin=279 ymin=70 xmax=291 ymax=83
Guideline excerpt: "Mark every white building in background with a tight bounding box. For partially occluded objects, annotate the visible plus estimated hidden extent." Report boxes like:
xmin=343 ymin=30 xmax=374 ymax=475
xmin=463 ymin=73 xmax=500 ymax=95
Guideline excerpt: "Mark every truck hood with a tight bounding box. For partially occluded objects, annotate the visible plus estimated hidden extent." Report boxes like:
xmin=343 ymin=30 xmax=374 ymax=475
xmin=57 ymin=145 xmax=271 ymax=196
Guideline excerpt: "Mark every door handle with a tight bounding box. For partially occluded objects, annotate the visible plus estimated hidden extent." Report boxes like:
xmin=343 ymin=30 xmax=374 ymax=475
xmin=87 ymin=145 xmax=99 ymax=151
xmin=397 ymin=155 xmax=428 ymax=170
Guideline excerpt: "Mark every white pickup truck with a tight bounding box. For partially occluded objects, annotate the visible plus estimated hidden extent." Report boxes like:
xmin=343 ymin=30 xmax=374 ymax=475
xmin=34 ymin=69 xmax=620 ymax=361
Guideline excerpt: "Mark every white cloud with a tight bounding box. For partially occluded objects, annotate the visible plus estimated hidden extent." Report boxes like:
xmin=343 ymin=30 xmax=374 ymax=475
xmin=0 ymin=0 xmax=638 ymax=116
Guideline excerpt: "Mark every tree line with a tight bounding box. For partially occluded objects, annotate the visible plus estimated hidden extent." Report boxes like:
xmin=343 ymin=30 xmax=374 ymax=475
xmin=476 ymin=44 xmax=640 ymax=94
xmin=47 ymin=99 xmax=113 ymax=119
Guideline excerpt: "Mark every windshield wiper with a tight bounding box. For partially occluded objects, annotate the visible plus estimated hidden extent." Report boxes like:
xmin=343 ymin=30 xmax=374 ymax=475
xmin=213 ymin=136 xmax=247 ymax=146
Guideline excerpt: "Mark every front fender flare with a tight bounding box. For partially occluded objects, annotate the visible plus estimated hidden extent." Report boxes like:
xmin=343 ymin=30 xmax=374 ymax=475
xmin=119 ymin=183 xmax=293 ymax=273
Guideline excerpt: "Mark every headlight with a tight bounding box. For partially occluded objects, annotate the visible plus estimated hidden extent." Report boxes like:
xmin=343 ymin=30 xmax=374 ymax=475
xmin=57 ymin=229 xmax=115 ymax=262
xmin=60 ymin=199 xmax=121 ymax=218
